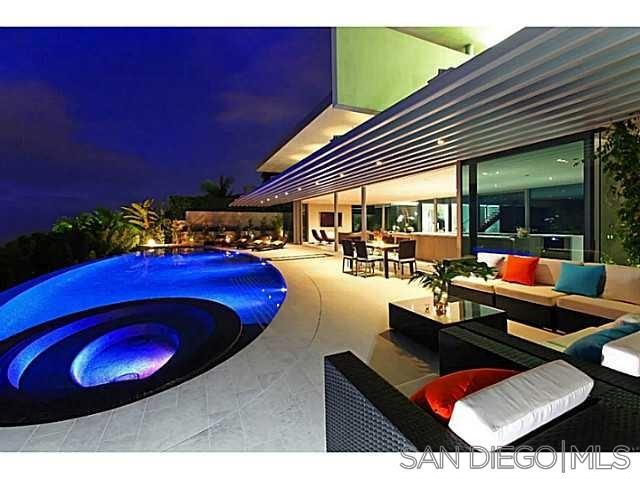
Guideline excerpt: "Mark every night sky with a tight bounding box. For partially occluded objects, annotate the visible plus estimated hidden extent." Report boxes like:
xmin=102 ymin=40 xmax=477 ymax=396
xmin=0 ymin=28 xmax=331 ymax=243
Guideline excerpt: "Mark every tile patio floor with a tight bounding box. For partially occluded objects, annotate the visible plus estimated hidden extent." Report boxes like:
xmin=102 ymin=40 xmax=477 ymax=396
xmin=0 ymin=245 xmax=558 ymax=452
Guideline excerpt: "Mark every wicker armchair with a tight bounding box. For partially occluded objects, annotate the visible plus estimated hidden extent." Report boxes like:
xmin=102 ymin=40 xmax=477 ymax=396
xmin=325 ymin=323 xmax=640 ymax=452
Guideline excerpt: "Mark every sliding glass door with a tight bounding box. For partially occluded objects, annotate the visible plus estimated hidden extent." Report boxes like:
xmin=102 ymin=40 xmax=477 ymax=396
xmin=462 ymin=135 xmax=593 ymax=261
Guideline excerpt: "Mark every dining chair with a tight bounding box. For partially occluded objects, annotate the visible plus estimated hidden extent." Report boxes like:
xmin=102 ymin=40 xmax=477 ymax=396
xmin=387 ymin=240 xmax=417 ymax=278
xmin=341 ymin=240 xmax=356 ymax=274
xmin=353 ymin=240 xmax=383 ymax=277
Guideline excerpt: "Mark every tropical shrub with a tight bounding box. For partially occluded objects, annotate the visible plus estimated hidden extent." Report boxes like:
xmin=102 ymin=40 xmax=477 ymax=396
xmin=0 ymin=208 xmax=141 ymax=291
xmin=599 ymin=114 xmax=640 ymax=265
xmin=121 ymin=199 xmax=163 ymax=243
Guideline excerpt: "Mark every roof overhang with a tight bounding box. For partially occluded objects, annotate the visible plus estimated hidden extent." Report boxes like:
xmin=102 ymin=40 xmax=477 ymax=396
xmin=256 ymin=100 xmax=373 ymax=174
xmin=234 ymin=28 xmax=640 ymax=207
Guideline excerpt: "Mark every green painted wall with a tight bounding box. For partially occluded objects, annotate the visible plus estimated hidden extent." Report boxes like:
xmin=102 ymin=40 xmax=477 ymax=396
xmin=334 ymin=27 xmax=470 ymax=113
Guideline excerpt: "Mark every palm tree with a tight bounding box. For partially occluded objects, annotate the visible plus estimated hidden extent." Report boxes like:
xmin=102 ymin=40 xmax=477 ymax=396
xmin=200 ymin=176 xmax=235 ymax=197
xmin=121 ymin=199 xmax=161 ymax=242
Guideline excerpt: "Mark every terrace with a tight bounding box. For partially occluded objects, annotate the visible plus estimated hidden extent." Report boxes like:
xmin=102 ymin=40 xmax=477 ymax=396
xmin=0 ymin=245 xmax=557 ymax=451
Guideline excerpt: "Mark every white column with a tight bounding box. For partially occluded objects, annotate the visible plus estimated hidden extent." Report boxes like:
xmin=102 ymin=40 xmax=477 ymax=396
xmin=361 ymin=186 xmax=367 ymax=241
xmin=292 ymin=200 xmax=302 ymax=244
xmin=333 ymin=191 xmax=339 ymax=252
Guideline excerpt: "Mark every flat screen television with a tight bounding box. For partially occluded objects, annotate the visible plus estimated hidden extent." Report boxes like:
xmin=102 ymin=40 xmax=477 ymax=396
xmin=320 ymin=212 xmax=342 ymax=228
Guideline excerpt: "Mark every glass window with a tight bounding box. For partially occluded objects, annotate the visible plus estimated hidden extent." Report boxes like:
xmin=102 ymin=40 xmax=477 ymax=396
xmin=471 ymin=141 xmax=585 ymax=260
xmin=386 ymin=204 xmax=418 ymax=233
xmin=421 ymin=201 xmax=435 ymax=232
xmin=352 ymin=205 xmax=382 ymax=232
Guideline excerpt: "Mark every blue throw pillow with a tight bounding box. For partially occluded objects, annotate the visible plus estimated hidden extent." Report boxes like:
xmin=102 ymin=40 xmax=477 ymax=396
xmin=565 ymin=323 xmax=640 ymax=363
xmin=554 ymin=263 xmax=605 ymax=297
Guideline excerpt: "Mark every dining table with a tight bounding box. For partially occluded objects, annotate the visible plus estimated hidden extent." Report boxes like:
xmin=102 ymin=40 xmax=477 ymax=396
xmin=366 ymin=241 xmax=399 ymax=278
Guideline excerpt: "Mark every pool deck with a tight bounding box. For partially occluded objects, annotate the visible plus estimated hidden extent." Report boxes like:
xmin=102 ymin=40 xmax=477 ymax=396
xmin=0 ymin=245 xmax=558 ymax=451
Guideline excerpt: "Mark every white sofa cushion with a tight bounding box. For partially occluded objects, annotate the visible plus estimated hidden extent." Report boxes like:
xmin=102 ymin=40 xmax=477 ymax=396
xmin=448 ymin=360 xmax=593 ymax=449
xmin=477 ymin=252 xmax=506 ymax=274
xmin=534 ymin=258 xmax=572 ymax=286
xmin=556 ymin=295 xmax=640 ymax=320
xmin=451 ymin=275 xmax=498 ymax=294
xmin=601 ymin=264 xmax=640 ymax=305
xmin=602 ymin=331 xmax=640 ymax=377
xmin=493 ymin=281 xmax=566 ymax=307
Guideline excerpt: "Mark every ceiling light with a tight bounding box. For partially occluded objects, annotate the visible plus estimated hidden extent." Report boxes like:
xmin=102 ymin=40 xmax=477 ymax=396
xmin=375 ymin=160 xmax=383 ymax=166
xmin=556 ymin=158 xmax=569 ymax=164
xmin=274 ymin=195 xmax=278 ymax=199
xmin=266 ymin=198 xmax=270 ymax=202
xmin=284 ymin=192 xmax=289 ymax=196
xmin=548 ymin=176 xmax=554 ymax=181
xmin=297 ymin=187 xmax=302 ymax=191
xmin=260 ymin=200 xmax=264 ymax=204
xmin=315 ymin=181 xmax=320 ymax=186
xmin=481 ymin=172 xmax=489 ymax=176
xmin=339 ymin=173 xmax=345 ymax=178
xmin=437 ymin=139 xmax=446 ymax=145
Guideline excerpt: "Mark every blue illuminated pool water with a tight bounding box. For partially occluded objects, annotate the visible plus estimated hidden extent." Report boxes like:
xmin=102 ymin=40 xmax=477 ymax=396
xmin=0 ymin=250 xmax=286 ymax=342
xmin=0 ymin=250 xmax=286 ymax=425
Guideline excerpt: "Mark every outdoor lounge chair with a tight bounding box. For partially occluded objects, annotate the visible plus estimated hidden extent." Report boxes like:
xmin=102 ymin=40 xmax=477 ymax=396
xmin=233 ymin=237 xmax=251 ymax=249
xmin=387 ymin=240 xmax=417 ymax=278
xmin=245 ymin=235 xmax=271 ymax=250
xmin=320 ymin=230 xmax=335 ymax=243
xmin=254 ymin=237 xmax=288 ymax=251
xmin=341 ymin=240 xmax=356 ymax=274
xmin=353 ymin=240 xmax=383 ymax=277
xmin=311 ymin=229 xmax=324 ymax=244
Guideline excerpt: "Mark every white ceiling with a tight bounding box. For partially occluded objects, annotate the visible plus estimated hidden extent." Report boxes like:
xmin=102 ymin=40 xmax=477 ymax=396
xmin=304 ymin=165 xmax=456 ymax=205
xmin=393 ymin=27 xmax=522 ymax=54
xmin=257 ymin=106 xmax=372 ymax=173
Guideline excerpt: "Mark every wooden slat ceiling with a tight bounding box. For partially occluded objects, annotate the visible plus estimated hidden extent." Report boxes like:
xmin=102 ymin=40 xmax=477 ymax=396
xmin=233 ymin=27 xmax=640 ymax=207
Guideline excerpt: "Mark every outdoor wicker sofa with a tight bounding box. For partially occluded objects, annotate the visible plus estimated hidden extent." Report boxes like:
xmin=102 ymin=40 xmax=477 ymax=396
xmin=324 ymin=322 xmax=640 ymax=452
xmin=449 ymin=257 xmax=640 ymax=333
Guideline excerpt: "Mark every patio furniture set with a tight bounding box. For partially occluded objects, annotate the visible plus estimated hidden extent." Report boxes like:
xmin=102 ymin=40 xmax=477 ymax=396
xmin=340 ymin=239 xmax=417 ymax=279
xmin=325 ymin=251 xmax=640 ymax=452
xmin=325 ymin=320 xmax=640 ymax=452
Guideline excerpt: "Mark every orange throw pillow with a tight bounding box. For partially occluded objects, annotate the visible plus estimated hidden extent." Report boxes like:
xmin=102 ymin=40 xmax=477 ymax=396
xmin=502 ymin=255 xmax=540 ymax=286
xmin=411 ymin=368 xmax=519 ymax=422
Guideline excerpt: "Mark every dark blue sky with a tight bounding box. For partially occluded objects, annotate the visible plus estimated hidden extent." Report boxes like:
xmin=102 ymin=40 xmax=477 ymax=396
xmin=0 ymin=28 xmax=330 ymax=243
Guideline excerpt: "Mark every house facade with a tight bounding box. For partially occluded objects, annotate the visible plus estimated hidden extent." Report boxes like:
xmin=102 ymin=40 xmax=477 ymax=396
xmin=233 ymin=27 xmax=640 ymax=265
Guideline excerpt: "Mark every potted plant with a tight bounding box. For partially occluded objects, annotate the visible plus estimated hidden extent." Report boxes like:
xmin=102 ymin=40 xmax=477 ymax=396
xmin=410 ymin=258 xmax=496 ymax=315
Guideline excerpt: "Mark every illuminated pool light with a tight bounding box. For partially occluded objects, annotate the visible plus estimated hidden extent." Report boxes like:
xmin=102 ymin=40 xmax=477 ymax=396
xmin=70 ymin=323 xmax=179 ymax=388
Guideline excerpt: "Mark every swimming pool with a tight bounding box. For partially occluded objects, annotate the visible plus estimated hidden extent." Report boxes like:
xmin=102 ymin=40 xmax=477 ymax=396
xmin=0 ymin=250 xmax=286 ymax=425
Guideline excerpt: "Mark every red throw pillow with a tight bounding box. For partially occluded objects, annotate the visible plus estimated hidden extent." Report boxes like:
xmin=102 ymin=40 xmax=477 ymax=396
xmin=502 ymin=255 xmax=540 ymax=286
xmin=411 ymin=368 xmax=519 ymax=422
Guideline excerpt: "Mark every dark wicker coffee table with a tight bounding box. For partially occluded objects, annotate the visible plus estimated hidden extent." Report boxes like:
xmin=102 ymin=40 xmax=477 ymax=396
xmin=388 ymin=296 xmax=507 ymax=350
